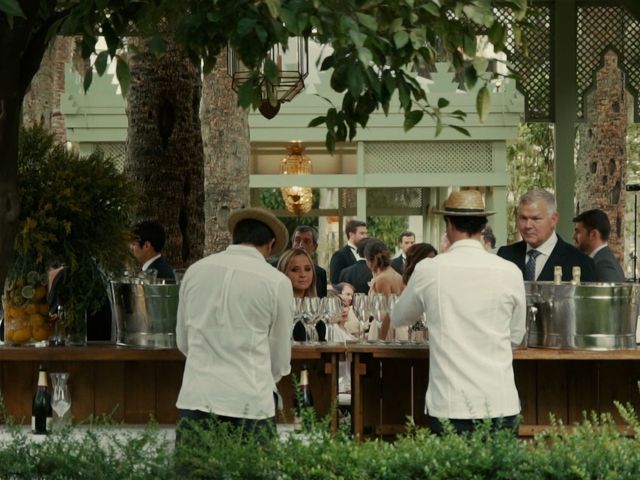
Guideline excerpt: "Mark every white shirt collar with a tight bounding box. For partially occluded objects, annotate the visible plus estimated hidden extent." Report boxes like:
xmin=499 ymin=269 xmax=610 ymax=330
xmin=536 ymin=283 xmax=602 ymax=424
xmin=448 ymin=238 xmax=485 ymax=251
xmin=526 ymin=232 xmax=558 ymax=257
xmin=142 ymin=254 xmax=161 ymax=271
xmin=590 ymin=243 xmax=608 ymax=258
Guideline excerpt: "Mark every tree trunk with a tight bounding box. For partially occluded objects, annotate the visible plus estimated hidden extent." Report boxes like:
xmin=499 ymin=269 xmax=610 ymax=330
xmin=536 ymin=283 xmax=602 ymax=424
xmin=201 ymin=51 xmax=251 ymax=256
xmin=22 ymin=36 xmax=74 ymax=144
xmin=125 ymin=38 xmax=205 ymax=269
xmin=0 ymin=1 xmax=57 ymax=289
xmin=575 ymin=50 xmax=628 ymax=261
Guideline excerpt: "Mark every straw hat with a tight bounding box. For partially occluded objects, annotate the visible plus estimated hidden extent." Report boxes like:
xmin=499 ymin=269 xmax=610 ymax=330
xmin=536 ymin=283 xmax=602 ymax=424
xmin=227 ymin=208 xmax=289 ymax=256
xmin=434 ymin=190 xmax=495 ymax=216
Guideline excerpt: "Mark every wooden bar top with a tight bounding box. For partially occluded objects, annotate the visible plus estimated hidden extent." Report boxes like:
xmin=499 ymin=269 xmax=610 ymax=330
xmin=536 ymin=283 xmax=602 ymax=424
xmin=0 ymin=343 xmax=637 ymax=361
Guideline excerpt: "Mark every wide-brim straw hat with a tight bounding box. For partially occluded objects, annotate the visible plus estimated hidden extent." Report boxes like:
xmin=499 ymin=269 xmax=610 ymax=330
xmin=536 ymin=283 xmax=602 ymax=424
xmin=434 ymin=190 xmax=495 ymax=216
xmin=227 ymin=208 xmax=289 ymax=256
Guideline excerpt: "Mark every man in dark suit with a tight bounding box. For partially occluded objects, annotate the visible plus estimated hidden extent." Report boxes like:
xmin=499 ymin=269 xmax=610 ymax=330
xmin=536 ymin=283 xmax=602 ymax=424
xmin=391 ymin=231 xmax=416 ymax=274
xmin=573 ymin=209 xmax=625 ymax=282
xmin=338 ymin=238 xmax=373 ymax=293
xmin=291 ymin=225 xmax=328 ymax=297
xmin=497 ymin=189 xmax=596 ymax=282
xmin=131 ymin=220 xmax=175 ymax=280
xmin=329 ymin=219 xmax=368 ymax=285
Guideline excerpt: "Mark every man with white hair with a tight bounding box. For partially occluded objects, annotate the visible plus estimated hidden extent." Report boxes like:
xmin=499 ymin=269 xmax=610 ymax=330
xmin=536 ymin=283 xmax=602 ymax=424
xmin=497 ymin=189 xmax=596 ymax=282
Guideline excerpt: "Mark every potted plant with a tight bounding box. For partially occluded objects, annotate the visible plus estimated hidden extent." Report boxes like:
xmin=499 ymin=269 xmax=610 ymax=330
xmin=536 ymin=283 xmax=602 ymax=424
xmin=2 ymin=126 xmax=136 ymax=345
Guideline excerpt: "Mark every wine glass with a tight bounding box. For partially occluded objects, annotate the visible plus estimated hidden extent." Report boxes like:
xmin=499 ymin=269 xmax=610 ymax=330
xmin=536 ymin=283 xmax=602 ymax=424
xmin=50 ymin=372 xmax=71 ymax=425
xmin=351 ymin=293 xmax=368 ymax=340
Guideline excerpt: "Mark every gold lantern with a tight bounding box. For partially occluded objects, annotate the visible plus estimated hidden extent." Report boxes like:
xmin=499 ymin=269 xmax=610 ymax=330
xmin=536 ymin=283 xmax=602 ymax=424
xmin=227 ymin=38 xmax=309 ymax=119
xmin=280 ymin=142 xmax=313 ymax=215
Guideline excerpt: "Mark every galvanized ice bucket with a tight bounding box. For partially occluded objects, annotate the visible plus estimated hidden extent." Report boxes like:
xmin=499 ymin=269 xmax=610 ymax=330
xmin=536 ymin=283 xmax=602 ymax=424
xmin=525 ymin=281 xmax=639 ymax=350
xmin=109 ymin=280 xmax=179 ymax=348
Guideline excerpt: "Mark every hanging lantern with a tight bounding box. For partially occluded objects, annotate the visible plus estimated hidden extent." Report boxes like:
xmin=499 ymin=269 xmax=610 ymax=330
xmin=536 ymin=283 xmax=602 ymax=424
xmin=280 ymin=141 xmax=313 ymax=215
xmin=227 ymin=38 xmax=309 ymax=119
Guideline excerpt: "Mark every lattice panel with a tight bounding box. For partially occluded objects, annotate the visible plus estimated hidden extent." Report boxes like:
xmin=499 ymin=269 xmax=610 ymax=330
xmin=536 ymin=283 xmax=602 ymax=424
xmin=495 ymin=3 xmax=553 ymax=122
xmin=577 ymin=4 xmax=640 ymax=122
xmin=364 ymin=142 xmax=493 ymax=173
xmin=367 ymin=188 xmax=422 ymax=209
xmin=84 ymin=142 xmax=127 ymax=171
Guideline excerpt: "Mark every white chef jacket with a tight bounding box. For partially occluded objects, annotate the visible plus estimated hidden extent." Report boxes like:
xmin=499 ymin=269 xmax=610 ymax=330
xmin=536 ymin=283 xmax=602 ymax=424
xmin=391 ymin=239 xmax=526 ymax=419
xmin=176 ymin=245 xmax=294 ymax=419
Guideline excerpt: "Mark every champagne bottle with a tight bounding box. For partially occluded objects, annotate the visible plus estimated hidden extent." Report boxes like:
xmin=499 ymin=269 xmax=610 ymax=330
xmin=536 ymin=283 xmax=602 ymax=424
xmin=572 ymin=266 xmax=581 ymax=285
xmin=32 ymin=365 xmax=52 ymax=435
xmin=294 ymin=366 xmax=314 ymax=428
xmin=554 ymin=266 xmax=562 ymax=285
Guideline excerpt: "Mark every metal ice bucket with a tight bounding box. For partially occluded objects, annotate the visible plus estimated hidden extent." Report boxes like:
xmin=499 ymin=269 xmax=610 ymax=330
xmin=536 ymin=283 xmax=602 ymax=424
xmin=109 ymin=280 xmax=179 ymax=348
xmin=525 ymin=281 xmax=639 ymax=350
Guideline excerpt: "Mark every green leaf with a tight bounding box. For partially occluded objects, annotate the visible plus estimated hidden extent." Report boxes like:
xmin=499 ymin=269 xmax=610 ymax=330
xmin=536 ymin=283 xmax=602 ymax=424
xmin=356 ymin=12 xmax=378 ymax=31
xmin=464 ymin=65 xmax=478 ymax=90
xmin=397 ymin=81 xmax=411 ymax=110
xmin=280 ymin=8 xmax=298 ymax=33
xmin=476 ymin=84 xmax=491 ymax=123
xmin=308 ymin=116 xmax=326 ymax=128
xmin=237 ymin=18 xmax=257 ymax=36
xmin=94 ymin=51 xmax=109 ymax=76
xmin=83 ymin=68 xmax=93 ymax=93
xmin=421 ymin=2 xmax=440 ymax=17
xmin=450 ymin=124 xmax=470 ymax=136
xmin=325 ymin=130 xmax=336 ymax=154
xmin=320 ymin=55 xmax=335 ymax=71
xmin=403 ymin=110 xmax=423 ymax=132
xmin=435 ymin=118 xmax=443 ymax=136
xmin=115 ymin=56 xmax=130 ymax=97
xmin=357 ymin=47 xmax=373 ymax=66
xmin=346 ymin=64 xmax=364 ymax=97
xmin=409 ymin=28 xmax=426 ymax=50
xmin=437 ymin=98 xmax=450 ymax=109
xmin=264 ymin=57 xmax=278 ymax=84
xmin=463 ymin=34 xmax=476 ymax=58
xmin=238 ymin=79 xmax=255 ymax=109
xmin=264 ymin=0 xmax=281 ymax=18
xmin=0 ymin=0 xmax=24 ymax=17
xmin=393 ymin=31 xmax=409 ymax=49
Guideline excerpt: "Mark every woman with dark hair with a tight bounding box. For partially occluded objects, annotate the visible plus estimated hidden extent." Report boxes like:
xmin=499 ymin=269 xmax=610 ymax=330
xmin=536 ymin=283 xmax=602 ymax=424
xmin=402 ymin=243 xmax=438 ymax=285
xmin=364 ymin=239 xmax=404 ymax=295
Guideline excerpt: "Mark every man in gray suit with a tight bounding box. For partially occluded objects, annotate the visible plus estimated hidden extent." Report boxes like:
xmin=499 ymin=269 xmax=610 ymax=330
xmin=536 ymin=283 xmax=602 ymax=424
xmin=573 ymin=209 xmax=626 ymax=282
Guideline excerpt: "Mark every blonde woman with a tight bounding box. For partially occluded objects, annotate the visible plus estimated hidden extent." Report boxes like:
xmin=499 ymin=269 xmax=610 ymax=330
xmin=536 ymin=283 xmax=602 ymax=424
xmin=277 ymin=248 xmax=317 ymax=298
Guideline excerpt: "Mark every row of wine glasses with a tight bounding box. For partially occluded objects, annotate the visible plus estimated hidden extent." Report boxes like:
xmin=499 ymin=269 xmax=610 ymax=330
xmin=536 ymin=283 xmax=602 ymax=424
xmin=292 ymin=296 xmax=343 ymax=343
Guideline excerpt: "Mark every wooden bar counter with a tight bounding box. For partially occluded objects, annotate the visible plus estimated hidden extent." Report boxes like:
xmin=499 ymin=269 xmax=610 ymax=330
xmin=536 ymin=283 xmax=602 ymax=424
xmin=0 ymin=344 xmax=340 ymax=427
xmin=1 ymin=343 xmax=638 ymax=440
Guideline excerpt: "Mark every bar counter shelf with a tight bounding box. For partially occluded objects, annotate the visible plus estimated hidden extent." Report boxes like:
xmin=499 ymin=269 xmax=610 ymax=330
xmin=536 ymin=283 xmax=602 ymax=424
xmin=0 ymin=343 xmax=638 ymax=439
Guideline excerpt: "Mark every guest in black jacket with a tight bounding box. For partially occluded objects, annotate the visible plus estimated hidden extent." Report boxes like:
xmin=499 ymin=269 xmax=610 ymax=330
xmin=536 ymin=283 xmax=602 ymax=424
xmin=130 ymin=220 xmax=175 ymax=280
xmin=338 ymin=238 xmax=373 ymax=294
xmin=497 ymin=189 xmax=596 ymax=282
xmin=329 ymin=219 xmax=368 ymax=285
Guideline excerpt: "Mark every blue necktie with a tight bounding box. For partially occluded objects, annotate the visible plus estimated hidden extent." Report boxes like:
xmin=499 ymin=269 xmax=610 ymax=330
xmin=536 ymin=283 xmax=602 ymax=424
xmin=525 ymin=250 xmax=541 ymax=281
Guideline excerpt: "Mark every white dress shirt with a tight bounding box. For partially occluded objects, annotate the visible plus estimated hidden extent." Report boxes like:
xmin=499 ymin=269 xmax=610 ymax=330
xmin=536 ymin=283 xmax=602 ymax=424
xmin=142 ymin=254 xmax=161 ymax=271
xmin=176 ymin=245 xmax=294 ymax=419
xmin=391 ymin=239 xmax=526 ymax=419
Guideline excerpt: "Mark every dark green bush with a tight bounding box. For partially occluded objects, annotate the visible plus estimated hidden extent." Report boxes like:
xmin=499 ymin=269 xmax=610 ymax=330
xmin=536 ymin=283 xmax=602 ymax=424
xmin=1 ymin=408 xmax=639 ymax=479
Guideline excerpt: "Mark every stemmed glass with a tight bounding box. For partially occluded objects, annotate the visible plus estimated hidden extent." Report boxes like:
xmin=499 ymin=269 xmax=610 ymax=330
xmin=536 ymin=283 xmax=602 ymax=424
xmin=301 ymin=297 xmax=320 ymax=342
xmin=321 ymin=296 xmax=343 ymax=343
xmin=351 ymin=293 xmax=368 ymax=340
xmin=50 ymin=372 xmax=71 ymax=425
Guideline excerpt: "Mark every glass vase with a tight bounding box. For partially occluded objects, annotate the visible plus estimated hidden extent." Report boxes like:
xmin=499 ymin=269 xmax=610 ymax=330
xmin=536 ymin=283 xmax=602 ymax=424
xmin=2 ymin=271 xmax=53 ymax=346
xmin=52 ymin=306 xmax=87 ymax=346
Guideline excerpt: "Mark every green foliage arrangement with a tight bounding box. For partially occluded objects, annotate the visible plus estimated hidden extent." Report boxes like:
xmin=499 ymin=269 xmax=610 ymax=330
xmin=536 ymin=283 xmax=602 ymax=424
xmin=1 ymin=406 xmax=640 ymax=479
xmin=366 ymin=216 xmax=408 ymax=253
xmin=7 ymin=126 xmax=136 ymax=335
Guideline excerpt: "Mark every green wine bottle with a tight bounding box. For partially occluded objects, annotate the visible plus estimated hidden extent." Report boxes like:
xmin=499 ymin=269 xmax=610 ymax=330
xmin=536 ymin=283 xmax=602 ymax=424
xmin=32 ymin=365 xmax=52 ymax=434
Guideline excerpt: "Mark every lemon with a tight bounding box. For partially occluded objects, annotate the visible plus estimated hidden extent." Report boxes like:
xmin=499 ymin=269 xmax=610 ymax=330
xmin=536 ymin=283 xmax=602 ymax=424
xmin=21 ymin=286 xmax=35 ymax=299
xmin=32 ymin=325 xmax=51 ymax=342
xmin=29 ymin=313 xmax=45 ymax=326
xmin=37 ymin=303 xmax=49 ymax=315
xmin=33 ymin=286 xmax=46 ymax=301
xmin=11 ymin=328 xmax=32 ymax=344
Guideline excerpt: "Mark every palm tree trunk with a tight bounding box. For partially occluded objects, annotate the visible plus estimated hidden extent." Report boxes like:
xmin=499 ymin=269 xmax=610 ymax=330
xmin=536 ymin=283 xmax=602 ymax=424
xmin=125 ymin=38 xmax=205 ymax=268
xmin=201 ymin=51 xmax=251 ymax=256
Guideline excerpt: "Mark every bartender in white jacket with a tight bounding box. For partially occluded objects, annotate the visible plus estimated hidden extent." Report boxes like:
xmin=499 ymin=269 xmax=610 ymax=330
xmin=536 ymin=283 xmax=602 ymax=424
xmin=386 ymin=190 xmax=526 ymax=435
xmin=176 ymin=208 xmax=293 ymax=440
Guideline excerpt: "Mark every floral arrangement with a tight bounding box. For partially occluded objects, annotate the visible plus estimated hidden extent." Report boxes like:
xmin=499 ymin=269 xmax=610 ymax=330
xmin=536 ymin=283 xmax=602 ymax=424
xmin=2 ymin=125 xmax=136 ymax=344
